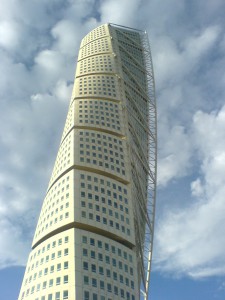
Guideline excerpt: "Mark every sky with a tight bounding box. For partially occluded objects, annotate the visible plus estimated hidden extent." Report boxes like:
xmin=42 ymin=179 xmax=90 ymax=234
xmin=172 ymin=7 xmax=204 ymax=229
xmin=0 ymin=0 xmax=225 ymax=299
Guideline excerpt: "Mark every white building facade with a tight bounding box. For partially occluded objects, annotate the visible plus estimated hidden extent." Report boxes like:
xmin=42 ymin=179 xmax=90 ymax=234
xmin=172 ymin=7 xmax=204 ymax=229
xmin=18 ymin=23 xmax=157 ymax=300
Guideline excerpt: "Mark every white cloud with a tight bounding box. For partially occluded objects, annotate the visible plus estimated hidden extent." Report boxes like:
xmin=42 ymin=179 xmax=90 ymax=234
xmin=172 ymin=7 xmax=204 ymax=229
xmin=100 ymin=0 xmax=141 ymax=26
xmin=157 ymin=125 xmax=192 ymax=187
xmin=0 ymin=21 xmax=20 ymax=49
xmin=0 ymin=219 xmax=30 ymax=268
xmin=51 ymin=20 xmax=83 ymax=55
xmin=0 ymin=0 xmax=224 ymax=287
xmin=154 ymin=105 xmax=225 ymax=278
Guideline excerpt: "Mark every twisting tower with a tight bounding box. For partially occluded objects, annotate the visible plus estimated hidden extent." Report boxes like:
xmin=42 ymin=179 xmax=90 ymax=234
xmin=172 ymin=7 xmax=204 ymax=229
xmin=18 ymin=23 xmax=157 ymax=300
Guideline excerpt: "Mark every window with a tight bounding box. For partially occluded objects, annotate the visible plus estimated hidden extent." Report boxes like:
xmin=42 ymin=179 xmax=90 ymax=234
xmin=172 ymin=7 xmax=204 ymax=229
xmin=93 ymin=294 xmax=98 ymax=300
xmin=121 ymin=289 xmax=125 ymax=298
xmin=112 ymin=258 xmax=116 ymax=267
xmin=113 ymin=272 xmax=117 ymax=280
xmin=126 ymin=278 xmax=129 ymax=286
xmin=106 ymin=269 xmax=111 ymax=277
xmin=57 ymin=263 xmax=61 ymax=271
xmin=84 ymin=291 xmax=89 ymax=300
xmin=92 ymin=278 xmax=97 ymax=287
xmin=55 ymin=292 xmax=60 ymax=300
xmin=99 ymin=266 xmax=104 ymax=275
xmin=120 ymin=275 xmax=124 ymax=283
xmin=64 ymin=261 xmax=68 ymax=269
xmin=107 ymin=283 xmax=112 ymax=292
xmin=84 ymin=276 xmax=89 ymax=285
xmin=56 ymin=277 xmax=61 ymax=285
xmin=63 ymin=290 xmax=68 ymax=299
xmin=48 ymin=294 xmax=53 ymax=300
xmin=100 ymin=280 xmax=104 ymax=290
xmin=50 ymin=266 xmax=54 ymax=273
xmin=119 ymin=261 xmax=122 ymax=269
xmin=43 ymin=281 xmax=47 ymax=289
xmin=91 ymin=251 xmax=95 ymax=259
xmin=64 ymin=248 xmax=68 ymax=256
xmin=64 ymin=275 xmax=68 ymax=284
xmin=91 ymin=264 xmax=96 ymax=273
xmin=114 ymin=286 xmax=118 ymax=295
xmin=49 ymin=279 xmax=53 ymax=287
xmin=83 ymin=262 xmax=88 ymax=270
xmin=83 ymin=248 xmax=88 ymax=256
xmin=131 ymin=281 xmax=134 ymax=289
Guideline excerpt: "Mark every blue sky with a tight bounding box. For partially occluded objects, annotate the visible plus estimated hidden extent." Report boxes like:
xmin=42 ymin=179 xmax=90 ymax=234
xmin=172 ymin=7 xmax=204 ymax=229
xmin=0 ymin=0 xmax=225 ymax=299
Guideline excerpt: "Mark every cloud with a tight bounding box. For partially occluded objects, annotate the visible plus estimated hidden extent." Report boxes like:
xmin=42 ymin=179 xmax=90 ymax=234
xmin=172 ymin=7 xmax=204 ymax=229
xmin=154 ymin=105 xmax=225 ymax=278
xmin=100 ymin=0 xmax=141 ymax=26
xmin=0 ymin=0 xmax=225 ymax=285
xmin=0 ymin=20 xmax=20 ymax=49
xmin=157 ymin=125 xmax=192 ymax=187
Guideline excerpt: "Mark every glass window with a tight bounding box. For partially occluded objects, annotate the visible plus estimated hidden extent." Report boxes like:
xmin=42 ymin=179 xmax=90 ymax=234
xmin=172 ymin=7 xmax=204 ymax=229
xmin=83 ymin=248 xmax=88 ymax=256
xmin=55 ymin=292 xmax=60 ymax=300
xmin=100 ymin=280 xmax=104 ymax=290
xmin=105 ymin=256 xmax=110 ymax=264
xmin=56 ymin=277 xmax=61 ymax=285
xmin=92 ymin=278 xmax=97 ymax=287
xmin=84 ymin=276 xmax=89 ymax=285
xmin=64 ymin=275 xmax=68 ymax=284
xmin=63 ymin=290 xmax=68 ymax=299
xmin=91 ymin=264 xmax=96 ymax=273
xmin=64 ymin=261 xmax=68 ymax=269
xmin=84 ymin=291 xmax=89 ymax=300
xmin=49 ymin=279 xmax=53 ymax=287
xmin=93 ymin=294 xmax=98 ymax=300
xmin=83 ymin=262 xmax=88 ymax=270
xmin=99 ymin=266 xmax=104 ymax=275
xmin=106 ymin=269 xmax=111 ymax=277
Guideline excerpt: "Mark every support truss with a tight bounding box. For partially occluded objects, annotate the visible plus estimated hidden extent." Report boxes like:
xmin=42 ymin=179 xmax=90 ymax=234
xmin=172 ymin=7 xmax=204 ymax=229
xmin=109 ymin=23 xmax=157 ymax=300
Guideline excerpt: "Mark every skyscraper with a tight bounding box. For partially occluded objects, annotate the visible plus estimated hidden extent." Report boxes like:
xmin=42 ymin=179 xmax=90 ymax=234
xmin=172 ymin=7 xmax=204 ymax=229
xmin=18 ymin=23 xmax=156 ymax=300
